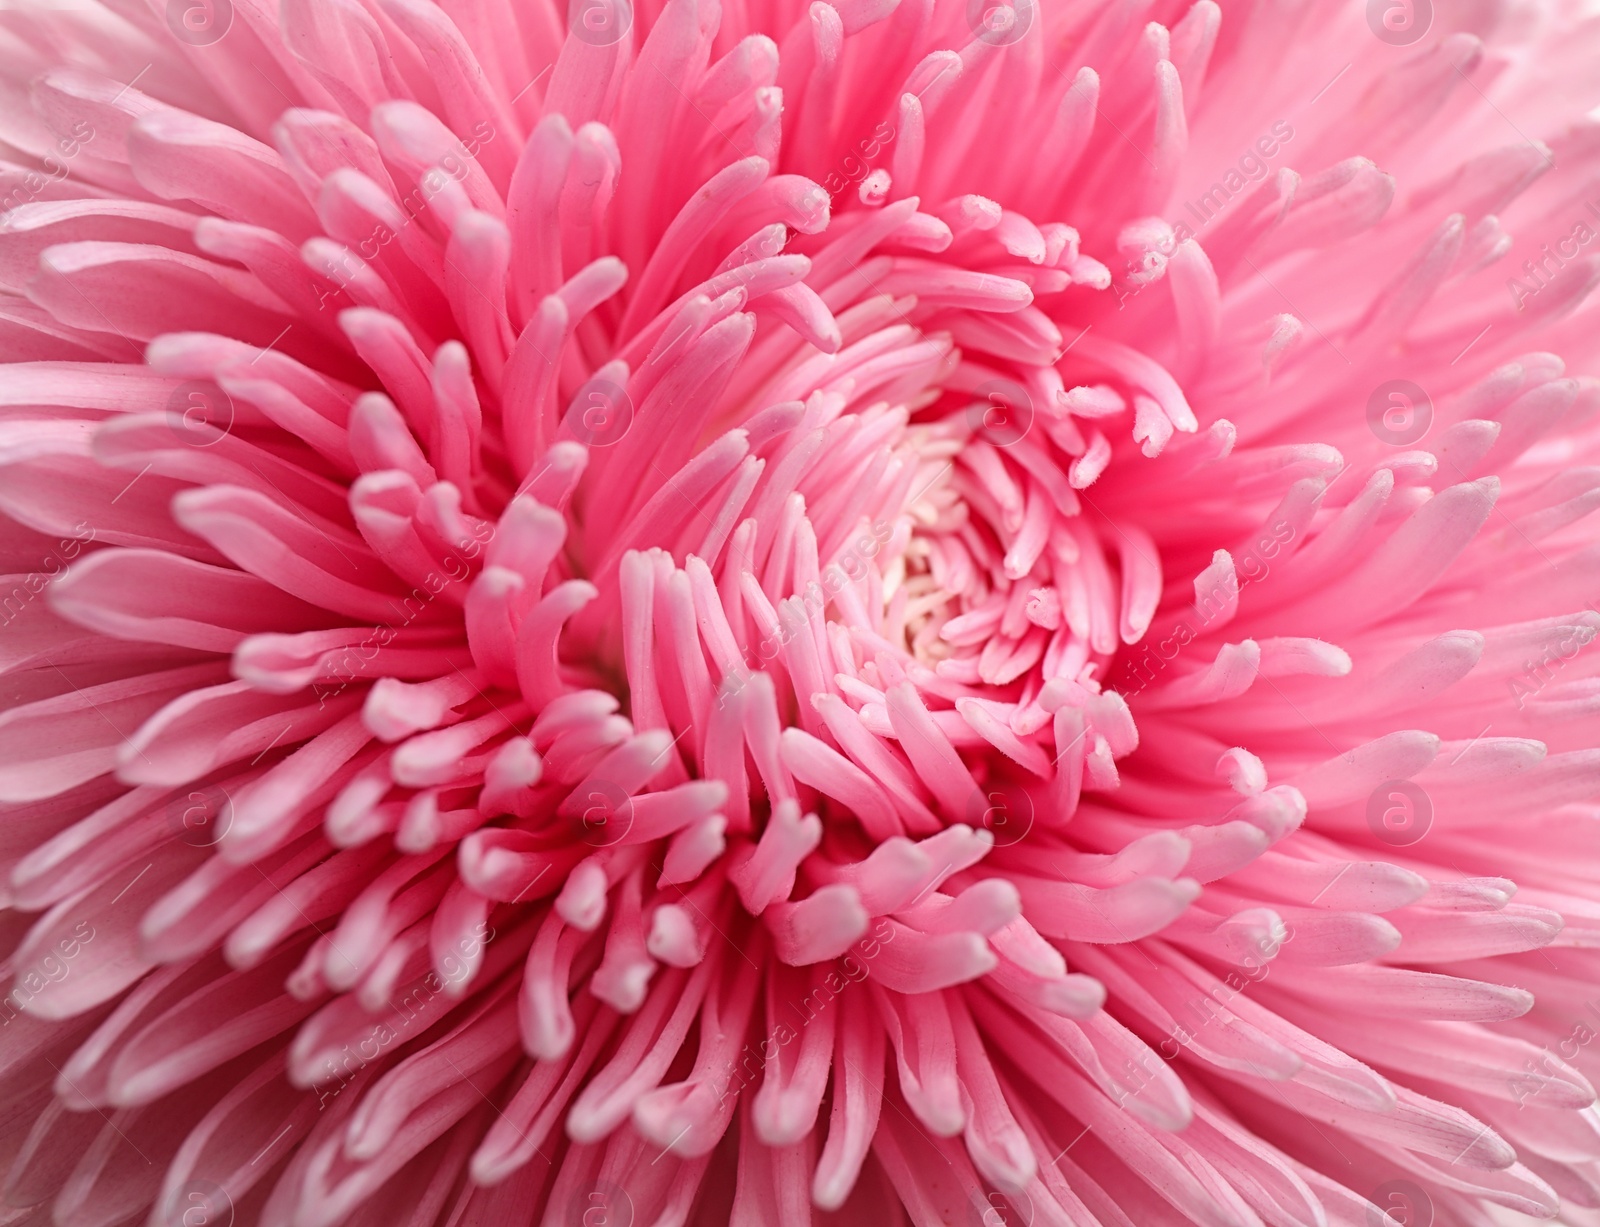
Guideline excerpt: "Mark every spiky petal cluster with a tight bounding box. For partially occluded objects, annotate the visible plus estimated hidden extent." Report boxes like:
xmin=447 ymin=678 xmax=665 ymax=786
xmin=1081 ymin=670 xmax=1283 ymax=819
xmin=3 ymin=0 xmax=1600 ymax=1224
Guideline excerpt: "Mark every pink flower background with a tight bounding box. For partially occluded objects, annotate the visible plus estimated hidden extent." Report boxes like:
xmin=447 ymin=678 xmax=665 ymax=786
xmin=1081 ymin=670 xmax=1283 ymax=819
xmin=1 ymin=0 xmax=1600 ymax=1224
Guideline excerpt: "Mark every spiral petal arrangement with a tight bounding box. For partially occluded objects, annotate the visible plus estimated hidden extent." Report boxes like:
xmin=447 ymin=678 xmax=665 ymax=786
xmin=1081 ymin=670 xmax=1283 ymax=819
xmin=2 ymin=0 xmax=1600 ymax=1224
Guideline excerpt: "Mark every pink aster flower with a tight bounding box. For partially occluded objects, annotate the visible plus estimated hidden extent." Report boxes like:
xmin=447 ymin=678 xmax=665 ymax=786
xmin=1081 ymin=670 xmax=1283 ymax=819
xmin=4 ymin=0 xmax=1600 ymax=1223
